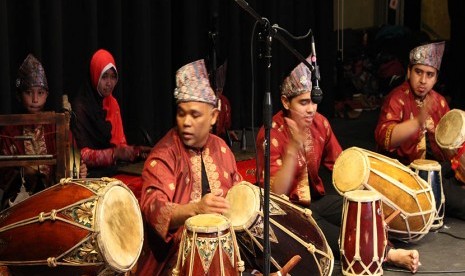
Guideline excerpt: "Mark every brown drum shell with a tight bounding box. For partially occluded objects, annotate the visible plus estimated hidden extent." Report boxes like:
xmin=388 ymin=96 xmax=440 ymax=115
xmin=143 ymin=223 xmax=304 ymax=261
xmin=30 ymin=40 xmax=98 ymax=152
xmin=0 ymin=179 xmax=143 ymax=275
xmin=234 ymin=193 xmax=333 ymax=276
xmin=333 ymin=147 xmax=435 ymax=242
xmin=340 ymin=191 xmax=386 ymax=276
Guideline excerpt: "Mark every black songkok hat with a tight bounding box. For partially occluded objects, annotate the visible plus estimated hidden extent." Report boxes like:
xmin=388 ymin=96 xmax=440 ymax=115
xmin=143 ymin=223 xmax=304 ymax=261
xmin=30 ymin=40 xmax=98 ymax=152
xmin=15 ymin=54 xmax=49 ymax=92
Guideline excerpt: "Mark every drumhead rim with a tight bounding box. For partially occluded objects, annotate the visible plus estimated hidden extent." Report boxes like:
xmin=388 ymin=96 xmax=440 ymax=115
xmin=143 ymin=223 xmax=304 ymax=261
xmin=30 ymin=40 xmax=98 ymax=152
xmin=435 ymin=109 xmax=465 ymax=149
xmin=344 ymin=190 xmax=381 ymax=202
xmin=333 ymin=147 xmax=370 ymax=194
xmin=185 ymin=213 xmax=231 ymax=233
xmin=224 ymin=181 xmax=261 ymax=231
xmin=96 ymin=181 xmax=144 ymax=272
xmin=409 ymin=159 xmax=441 ymax=171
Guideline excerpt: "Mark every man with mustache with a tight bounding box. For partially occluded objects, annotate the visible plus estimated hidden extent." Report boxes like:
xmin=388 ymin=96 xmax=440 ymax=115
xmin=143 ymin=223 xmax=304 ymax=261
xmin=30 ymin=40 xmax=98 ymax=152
xmin=375 ymin=42 xmax=449 ymax=165
xmin=257 ymin=56 xmax=421 ymax=273
xmin=375 ymin=42 xmax=465 ymax=222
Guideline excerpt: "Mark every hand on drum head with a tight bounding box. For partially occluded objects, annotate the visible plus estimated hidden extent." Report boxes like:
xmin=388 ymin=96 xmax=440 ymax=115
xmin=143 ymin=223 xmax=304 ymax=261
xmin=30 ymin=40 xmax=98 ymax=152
xmin=196 ymin=189 xmax=230 ymax=215
xmin=386 ymin=248 xmax=421 ymax=273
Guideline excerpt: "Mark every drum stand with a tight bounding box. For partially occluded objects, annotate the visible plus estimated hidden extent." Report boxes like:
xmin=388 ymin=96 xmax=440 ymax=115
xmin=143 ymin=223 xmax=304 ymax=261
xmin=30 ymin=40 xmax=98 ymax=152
xmin=234 ymin=1 xmax=314 ymax=274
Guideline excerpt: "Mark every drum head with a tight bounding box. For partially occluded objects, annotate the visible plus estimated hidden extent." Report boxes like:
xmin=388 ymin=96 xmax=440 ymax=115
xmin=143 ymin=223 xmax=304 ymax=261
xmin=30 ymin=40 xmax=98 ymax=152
xmin=344 ymin=190 xmax=381 ymax=202
xmin=333 ymin=147 xmax=370 ymax=194
xmin=410 ymin=159 xmax=440 ymax=171
xmin=97 ymin=184 xmax=144 ymax=272
xmin=436 ymin=109 xmax=465 ymax=149
xmin=224 ymin=182 xmax=259 ymax=231
xmin=185 ymin=214 xmax=230 ymax=233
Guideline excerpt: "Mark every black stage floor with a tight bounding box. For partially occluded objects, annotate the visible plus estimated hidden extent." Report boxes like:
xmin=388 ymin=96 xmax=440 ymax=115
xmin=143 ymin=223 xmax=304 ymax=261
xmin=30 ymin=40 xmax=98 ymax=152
xmin=329 ymin=110 xmax=465 ymax=276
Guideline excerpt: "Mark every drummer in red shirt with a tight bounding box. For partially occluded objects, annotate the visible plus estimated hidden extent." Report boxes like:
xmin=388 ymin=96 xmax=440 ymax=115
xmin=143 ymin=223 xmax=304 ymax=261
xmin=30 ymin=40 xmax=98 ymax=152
xmin=257 ymin=55 xmax=421 ymax=273
xmin=375 ymin=41 xmax=465 ymax=221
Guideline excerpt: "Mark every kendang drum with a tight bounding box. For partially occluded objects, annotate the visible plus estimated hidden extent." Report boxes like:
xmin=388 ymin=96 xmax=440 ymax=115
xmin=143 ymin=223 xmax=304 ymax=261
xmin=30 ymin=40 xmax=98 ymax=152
xmin=340 ymin=190 xmax=387 ymax=276
xmin=435 ymin=109 xmax=465 ymax=183
xmin=0 ymin=177 xmax=144 ymax=275
xmin=172 ymin=213 xmax=244 ymax=276
xmin=224 ymin=181 xmax=334 ymax=276
xmin=333 ymin=147 xmax=435 ymax=242
xmin=409 ymin=159 xmax=445 ymax=230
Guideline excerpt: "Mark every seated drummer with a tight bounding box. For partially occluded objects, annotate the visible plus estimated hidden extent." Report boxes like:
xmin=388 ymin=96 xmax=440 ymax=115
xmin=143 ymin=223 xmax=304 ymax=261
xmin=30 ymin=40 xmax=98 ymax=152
xmin=374 ymin=41 xmax=465 ymax=221
xmin=137 ymin=59 xmax=297 ymax=276
xmin=0 ymin=54 xmax=87 ymax=209
xmin=69 ymin=49 xmax=151 ymax=178
xmin=136 ymin=59 xmax=241 ymax=275
xmin=256 ymin=55 xmax=421 ymax=273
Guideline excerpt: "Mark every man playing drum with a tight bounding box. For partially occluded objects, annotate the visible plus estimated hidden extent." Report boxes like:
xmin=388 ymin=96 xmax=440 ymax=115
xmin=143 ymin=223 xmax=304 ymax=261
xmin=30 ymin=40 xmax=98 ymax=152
xmin=257 ymin=54 xmax=421 ymax=273
xmin=374 ymin=41 xmax=465 ymax=221
xmin=137 ymin=59 xmax=298 ymax=276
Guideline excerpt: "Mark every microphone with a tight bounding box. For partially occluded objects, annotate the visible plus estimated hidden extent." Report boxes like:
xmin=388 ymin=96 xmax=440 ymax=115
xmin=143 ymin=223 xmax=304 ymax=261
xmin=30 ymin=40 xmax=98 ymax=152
xmin=310 ymin=35 xmax=323 ymax=104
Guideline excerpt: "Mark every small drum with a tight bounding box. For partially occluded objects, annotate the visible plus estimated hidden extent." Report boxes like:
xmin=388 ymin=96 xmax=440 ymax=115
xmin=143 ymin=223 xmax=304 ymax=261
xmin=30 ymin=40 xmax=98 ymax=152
xmin=340 ymin=190 xmax=387 ymax=276
xmin=173 ymin=213 xmax=244 ymax=276
xmin=409 ymin=159 xmax=445 ymax=230
xmin=435 ymin=109 xmax=465 ymax=183
xmin=224 ymin=181 xmax=334 ymax=276
xmin=0 ymin=177 xmax=144 ymax=275
xmin=333 ymin=147 xmax=435 ymax=242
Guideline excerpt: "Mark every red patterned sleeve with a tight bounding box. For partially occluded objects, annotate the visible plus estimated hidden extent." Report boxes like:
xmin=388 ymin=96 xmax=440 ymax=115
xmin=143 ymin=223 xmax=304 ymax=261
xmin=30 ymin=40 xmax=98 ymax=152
xmin=374 ymin=94 xmax=404 ymax=152
xmin=80 ymin=147 xmax=114 ymax=167
xmin=141 ymin=152 xmax=179 ymax=242
xmin=321 ymin=118 xmax=342 ymax=170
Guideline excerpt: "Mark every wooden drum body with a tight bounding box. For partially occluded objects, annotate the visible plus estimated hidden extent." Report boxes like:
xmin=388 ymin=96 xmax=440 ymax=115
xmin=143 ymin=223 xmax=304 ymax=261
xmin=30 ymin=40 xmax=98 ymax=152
xmin=340 ymin=190 xmax=387 ymax=276
xmin=435 ymin=109 xmax=465 ymax=183
xmin=224 ymin=181 xmax=334 ymax=276
xmin=410 ymin=159 xmax=445 ymax=230
xmin=333 ymin=147 xmax=435 ymax=242
xmin=0 ymin=178 xmax=144 ymax=275
xmin=173 ymin=214 xmax=244 ymax=276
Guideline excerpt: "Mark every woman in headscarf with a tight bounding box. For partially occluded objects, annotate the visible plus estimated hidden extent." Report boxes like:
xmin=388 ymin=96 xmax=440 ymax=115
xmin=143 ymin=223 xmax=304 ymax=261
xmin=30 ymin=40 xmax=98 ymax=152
xmin=70 ymin=49 xmax=150 ymax=177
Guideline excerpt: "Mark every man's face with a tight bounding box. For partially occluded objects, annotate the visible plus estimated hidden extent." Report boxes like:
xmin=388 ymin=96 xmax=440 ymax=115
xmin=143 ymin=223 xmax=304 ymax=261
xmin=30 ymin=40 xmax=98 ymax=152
xmin=408 ymin=64 xmax=438 ymax=98
xmin=281 ymin=91 xmax=317 ymax=128
xmin=176 ymin=101 xmax=219 ymax=149
xmin=20 ymin=86 xmax=48 ymax=114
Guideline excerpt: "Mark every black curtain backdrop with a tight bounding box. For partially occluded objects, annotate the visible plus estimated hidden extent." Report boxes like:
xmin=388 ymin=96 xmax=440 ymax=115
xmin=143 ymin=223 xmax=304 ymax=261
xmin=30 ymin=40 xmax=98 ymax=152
xmin=0 ymin=0 xmax=335 ymax=144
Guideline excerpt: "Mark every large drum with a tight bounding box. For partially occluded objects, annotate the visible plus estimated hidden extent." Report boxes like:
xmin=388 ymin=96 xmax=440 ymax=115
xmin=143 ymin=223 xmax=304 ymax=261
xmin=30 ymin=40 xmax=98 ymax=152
xmin=172 ymin=214 xmax=244 ymax=276
xmin=409 ymin=159 xmax=445 ymax=230
xmin=333 ymin=147 xmax=435 ymax=242
xmin=224 ymin=181 xmax=334 ymax=276
xmin=340 ymin=190 xmax=387 ymax=276
xmin=0 ymin=178 xmax=144 ymax=275
xmin=435 ymin=109 xmax=465 ymax=183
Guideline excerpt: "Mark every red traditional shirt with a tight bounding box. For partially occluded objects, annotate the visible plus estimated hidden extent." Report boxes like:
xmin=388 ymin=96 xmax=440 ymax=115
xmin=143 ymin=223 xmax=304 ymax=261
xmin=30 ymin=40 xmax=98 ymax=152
xmin=256 ymin=111 xmax=342 ymax=206
xmin=138 ymin=128 xmax=242 ymax=275
xmin=374 ymin=81 xmax=449 ymax=165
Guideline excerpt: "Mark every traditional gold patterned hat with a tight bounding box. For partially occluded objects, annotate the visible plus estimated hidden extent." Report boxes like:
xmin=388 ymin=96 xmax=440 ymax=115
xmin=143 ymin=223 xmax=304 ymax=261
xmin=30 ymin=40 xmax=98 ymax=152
xmin=15 ymin=54 xmax=48 ymax=92
xmin=174 ymin=59 xmax=217 ymax=106
xmin=281 ymin=56 xmax=312 ymax=98
xmin=409 ymin=41 xmax=445 ymax=71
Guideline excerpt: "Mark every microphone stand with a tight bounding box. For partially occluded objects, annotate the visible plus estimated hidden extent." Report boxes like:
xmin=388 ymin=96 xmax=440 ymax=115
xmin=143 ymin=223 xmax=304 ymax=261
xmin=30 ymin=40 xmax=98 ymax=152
xmin=234 ymin=1 xmax=314 ymax=275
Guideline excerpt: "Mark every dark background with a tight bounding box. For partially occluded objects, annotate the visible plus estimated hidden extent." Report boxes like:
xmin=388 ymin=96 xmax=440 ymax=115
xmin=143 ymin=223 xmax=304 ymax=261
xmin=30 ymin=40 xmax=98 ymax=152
xmin=0 ymin=0 xmax=463 ymax=145
xmin=0 ymin=0 xmax=334 ymax=145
